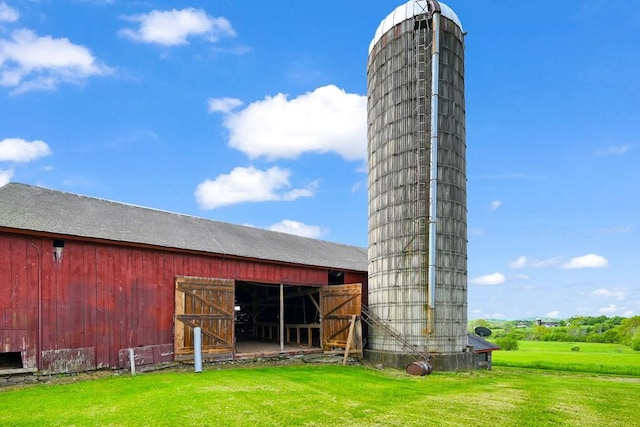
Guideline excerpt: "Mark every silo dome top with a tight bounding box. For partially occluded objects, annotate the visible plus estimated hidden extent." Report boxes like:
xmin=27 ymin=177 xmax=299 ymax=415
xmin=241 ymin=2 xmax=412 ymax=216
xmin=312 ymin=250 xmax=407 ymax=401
xmin=369 ymin=0 xmax=463 ymax=54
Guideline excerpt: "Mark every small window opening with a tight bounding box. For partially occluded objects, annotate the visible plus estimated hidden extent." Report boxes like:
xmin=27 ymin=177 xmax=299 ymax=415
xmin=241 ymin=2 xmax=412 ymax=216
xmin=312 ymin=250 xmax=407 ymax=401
xmin=328 ymin=270 xmax=345 ymax=285
xmin=53 ymin=239 xmax=65 ymax=262
xmin=0 ymin=352 xmax=23 ymax=369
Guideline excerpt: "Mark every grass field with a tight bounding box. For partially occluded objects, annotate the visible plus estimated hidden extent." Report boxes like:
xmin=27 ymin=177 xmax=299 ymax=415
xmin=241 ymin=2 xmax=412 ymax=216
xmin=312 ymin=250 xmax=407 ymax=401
xmin=492 ymin=340 xmax=640 ymax=376
xmin=1 ymin=362 xmax=638 ymax=426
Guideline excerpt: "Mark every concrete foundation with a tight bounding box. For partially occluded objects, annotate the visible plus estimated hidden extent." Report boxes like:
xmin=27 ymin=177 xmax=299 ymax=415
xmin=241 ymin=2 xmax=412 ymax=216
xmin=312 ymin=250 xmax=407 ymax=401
xmin=365 ymin=349 xmax=474 ymax=372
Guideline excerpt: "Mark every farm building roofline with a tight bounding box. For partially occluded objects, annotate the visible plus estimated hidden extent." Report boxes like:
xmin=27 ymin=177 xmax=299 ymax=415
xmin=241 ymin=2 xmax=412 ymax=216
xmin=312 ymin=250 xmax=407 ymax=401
xmin=0 ymin=182 xmax=367 ymax=272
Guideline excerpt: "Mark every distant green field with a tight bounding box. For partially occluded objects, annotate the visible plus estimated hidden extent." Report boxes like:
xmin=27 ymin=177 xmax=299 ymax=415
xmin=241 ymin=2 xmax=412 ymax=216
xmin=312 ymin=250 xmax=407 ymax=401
xmin=492 ymin=340 xmax=640 ymax=376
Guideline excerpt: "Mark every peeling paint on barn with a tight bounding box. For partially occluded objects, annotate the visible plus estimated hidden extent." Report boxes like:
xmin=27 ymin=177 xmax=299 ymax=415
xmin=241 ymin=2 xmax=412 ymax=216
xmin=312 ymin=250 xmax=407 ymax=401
xmin=41 ymin=348 xmax=96 ymax=374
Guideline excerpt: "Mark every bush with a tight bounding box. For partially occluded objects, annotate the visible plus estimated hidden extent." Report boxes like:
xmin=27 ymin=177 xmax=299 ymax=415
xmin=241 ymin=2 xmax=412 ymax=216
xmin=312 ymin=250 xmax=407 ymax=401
xmin=496 ymin=337 xmax=519 ymax=351
xmin=507 ymin=329 xmax=527 ymax=341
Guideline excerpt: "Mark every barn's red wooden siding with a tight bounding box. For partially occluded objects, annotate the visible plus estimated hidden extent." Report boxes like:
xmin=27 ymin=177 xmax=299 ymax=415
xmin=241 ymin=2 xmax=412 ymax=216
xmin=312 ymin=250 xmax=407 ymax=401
xmin=0 ymin=232 xmax=367 ymax=371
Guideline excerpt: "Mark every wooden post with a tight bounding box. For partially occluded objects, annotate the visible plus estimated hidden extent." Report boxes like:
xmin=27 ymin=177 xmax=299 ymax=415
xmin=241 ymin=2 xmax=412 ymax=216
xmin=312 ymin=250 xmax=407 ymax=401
xmin=343 ymin=315 xmax=357 ymax=366
xmin=128 ymin=348 xmax=136 ymax=376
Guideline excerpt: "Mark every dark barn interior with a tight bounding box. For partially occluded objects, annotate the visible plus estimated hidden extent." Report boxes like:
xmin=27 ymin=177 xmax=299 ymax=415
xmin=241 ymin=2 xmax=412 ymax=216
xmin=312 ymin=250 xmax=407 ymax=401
xmin=234 ymin=271 xmax=349 ymax=355
xmin=234 ymin=282 xmax=323 ymax=354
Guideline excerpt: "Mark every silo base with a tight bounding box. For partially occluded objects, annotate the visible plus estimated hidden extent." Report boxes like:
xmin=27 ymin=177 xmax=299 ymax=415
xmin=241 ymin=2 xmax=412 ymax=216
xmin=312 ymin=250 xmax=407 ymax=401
xmin=364 ymin=349 xmax=475 ymax=372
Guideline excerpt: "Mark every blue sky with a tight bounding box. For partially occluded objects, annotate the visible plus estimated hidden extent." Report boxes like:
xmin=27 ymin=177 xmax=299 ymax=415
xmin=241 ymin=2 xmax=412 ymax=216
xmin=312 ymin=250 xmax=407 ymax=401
xmin=1 ymin=1 xmax=638 ymax=320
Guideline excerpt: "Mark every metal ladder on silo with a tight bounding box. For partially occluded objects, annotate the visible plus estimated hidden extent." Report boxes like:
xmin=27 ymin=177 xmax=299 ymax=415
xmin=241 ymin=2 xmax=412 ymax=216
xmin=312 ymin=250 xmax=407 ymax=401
xmin=414 ymin=3 xmax=430 ymax=246
xmin=414 ymin=7 xmax=433 ymax=334
xmin=361 ymin=304 xmax=432 ymax=362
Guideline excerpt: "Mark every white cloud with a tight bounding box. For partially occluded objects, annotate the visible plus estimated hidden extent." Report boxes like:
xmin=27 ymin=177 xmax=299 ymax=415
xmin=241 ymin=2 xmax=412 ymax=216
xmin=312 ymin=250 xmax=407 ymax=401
xmin=508 ymin=256 xmax=527 ymax=269
xmin=508 ymin=255 xmax=562 ymax=269
xmin=194 ymin=166 xmax=316 ymax=209
xmin=598 ymin=304 xmax=618 ymax=315
xmin=599 ymin=225 xmax=632 ymax=235
xmin=0 ymin=169 xmax=12 ymax=186
xmin=546 ymin=310 xmax=560 ymax=318
xmin=489 ymin=200 xmax=502 ymax=211
xmin=0 ymin=138 xmax=52 ymax=162
xmin=268 ymin=220 xmax=323 ymax=239
xmin=119 ymin=8 xmax=235 ymax=46
xmin=562 ymin=254 xmax=608 ymax=269
xmin=218 ymin=85 xmax=366 ymax=161
xmin=0 ymin=29 xmax=111 ymax=93
xmin=470 ymin=273 xmax=505 ymax=286
xmin=596 ymin=145 xmax=630 ymax=156
xmin=0 ymin=2 xmax=18 ymax=22
xmin=77 ymin=0 xmax=114 ymax=5
xmin=207 ymin=97 xmax=243 ymax=114
xmin=591 ymin=288 xmax=626 ymax=301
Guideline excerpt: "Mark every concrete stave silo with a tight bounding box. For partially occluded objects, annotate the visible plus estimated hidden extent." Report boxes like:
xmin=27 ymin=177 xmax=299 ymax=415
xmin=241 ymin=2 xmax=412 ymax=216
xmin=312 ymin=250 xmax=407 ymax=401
xmin=366 ymin=0 xmax=472 ymax=370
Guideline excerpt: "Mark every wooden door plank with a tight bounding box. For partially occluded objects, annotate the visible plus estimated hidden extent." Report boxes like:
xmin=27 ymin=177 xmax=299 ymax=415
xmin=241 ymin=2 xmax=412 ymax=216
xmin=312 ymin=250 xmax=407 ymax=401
xmin=321 ymin=284 xmax=362 ymax=352
xmin=174 ymin=276 xmax=234 ymax=360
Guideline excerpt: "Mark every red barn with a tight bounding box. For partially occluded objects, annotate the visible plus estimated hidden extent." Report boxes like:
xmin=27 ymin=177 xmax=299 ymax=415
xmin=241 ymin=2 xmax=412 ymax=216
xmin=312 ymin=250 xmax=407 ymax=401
xmin=0 ymin=183 xmax=367 ymax=375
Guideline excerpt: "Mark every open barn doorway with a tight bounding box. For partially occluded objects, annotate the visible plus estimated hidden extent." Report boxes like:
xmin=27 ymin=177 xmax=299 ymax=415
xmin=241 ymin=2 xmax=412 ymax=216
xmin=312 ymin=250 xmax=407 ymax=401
xmin=234 ymin=281 xmax=323 ymax=358
xmin=174 ymin=276 xmax=363 ymax=362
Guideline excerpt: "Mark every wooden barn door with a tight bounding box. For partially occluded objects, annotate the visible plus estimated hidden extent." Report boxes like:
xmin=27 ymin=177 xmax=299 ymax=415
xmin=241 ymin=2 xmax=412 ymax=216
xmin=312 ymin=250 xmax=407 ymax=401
xmin=174 ymin=276 xmax=235 ymax=361
xmin=321 ymin=283 xmax=362 ymax=355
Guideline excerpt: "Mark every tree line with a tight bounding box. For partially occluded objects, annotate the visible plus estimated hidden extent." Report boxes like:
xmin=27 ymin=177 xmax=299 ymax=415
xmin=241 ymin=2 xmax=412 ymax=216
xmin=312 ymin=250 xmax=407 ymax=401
xmin=469 ymin=315 xmax=640 ymax=351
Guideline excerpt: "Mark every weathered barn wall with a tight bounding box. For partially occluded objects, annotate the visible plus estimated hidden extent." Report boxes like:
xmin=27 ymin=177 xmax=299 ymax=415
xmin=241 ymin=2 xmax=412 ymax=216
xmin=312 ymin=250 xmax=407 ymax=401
xmin=0 ymin=232 xmax=367 ymax=373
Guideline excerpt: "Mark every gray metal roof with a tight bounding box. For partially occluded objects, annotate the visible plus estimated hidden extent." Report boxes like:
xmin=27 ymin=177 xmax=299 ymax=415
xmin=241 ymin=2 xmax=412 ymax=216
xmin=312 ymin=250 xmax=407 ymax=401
xmin=0 ymin=183 xmax=367 ymax=272
xmin=468 ymin=333 xmax=500 ymax=353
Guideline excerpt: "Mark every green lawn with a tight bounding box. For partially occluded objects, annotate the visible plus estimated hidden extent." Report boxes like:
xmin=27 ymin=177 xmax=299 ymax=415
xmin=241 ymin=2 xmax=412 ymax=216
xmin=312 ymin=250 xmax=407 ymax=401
xmin=1 ymin=363 xmax=638 ymax=426
xmin=492 ymin=340 xmax=640 ymax=376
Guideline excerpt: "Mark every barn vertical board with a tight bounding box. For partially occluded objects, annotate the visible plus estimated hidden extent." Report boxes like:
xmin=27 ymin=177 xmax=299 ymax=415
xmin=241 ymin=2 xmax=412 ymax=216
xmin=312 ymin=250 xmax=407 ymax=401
xmin=321 ymin=284 xmax=362 ymax=351
xmin=129 ymin=249 xmax=143 ymax=348
xmin=115 ymin=247 xmax=130 ymax=358
xmin=209 ymin=257 xmax=222 ymax=282
xmin=131 ymin=249 xmax=155 ymax=348
xmin=8 ymin=238 xmax=29 ymax=359
xmin=9 ymin=237 xmax=27 ymax=312
xmin=0 ymin=234 xmax=6 ymax=290
xmin=55 ymin=238 xmax=70 ymax=350
xmin=39 ymin=238 xmax=54 ymax=354
xmin=25 ymin=238 xmax=41 ymax=369
xmin=141 ymin=250 xmax=155 ymax=344
xmin=160 ymin=252 xmax=174 ymax=344
xmin=0 ymin=235 xmax=11 ymax=352
xmin=68 ymin=241 xmax=85 ymax=349
xmin=0 ymin=234 xmax=8 ymax=298
xmin=83 ymin=244 xmax=98 ymax=362
xmin=95 ymin=244 xmax=112 ymax=369
xmin=182 ymin=253 xmax=199 ymax=278
xmin=0 ymin=236 xmax=15 ymax=354
xmin=145 ymin=251 xmax=158 ymax=344
xmin=196 ymin=254 xmax=209 ymax=278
